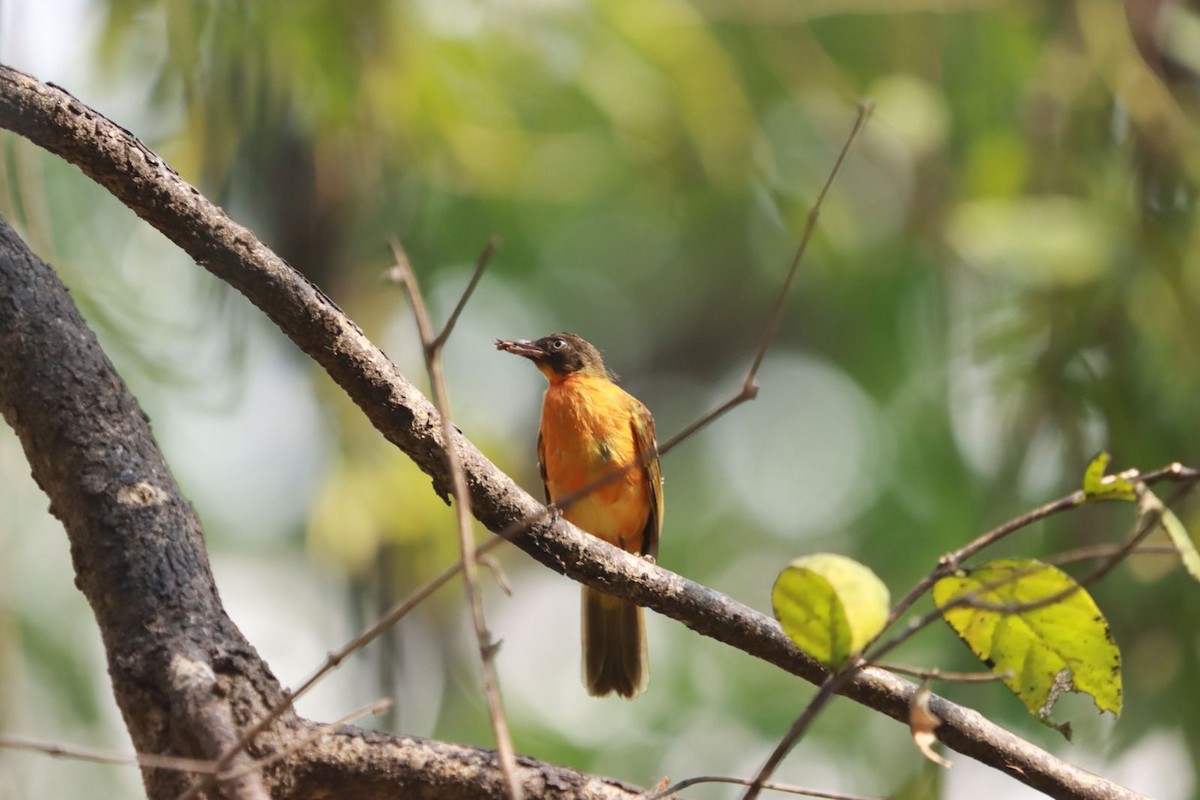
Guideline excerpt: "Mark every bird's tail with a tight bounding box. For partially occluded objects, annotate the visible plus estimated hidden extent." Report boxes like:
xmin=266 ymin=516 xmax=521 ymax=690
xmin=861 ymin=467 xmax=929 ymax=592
xmin=581 ymin=585 xmax=648 ymax=698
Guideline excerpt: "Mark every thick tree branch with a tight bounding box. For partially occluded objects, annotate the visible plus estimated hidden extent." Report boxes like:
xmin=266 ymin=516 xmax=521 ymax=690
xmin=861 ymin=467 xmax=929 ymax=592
xmin=0 ymin=213 xmax=643 ymax=799
xmin=0 ymin=212 xmax=289 ymax=798
xmin=0 ymin=64 xmax=1146 ymax=800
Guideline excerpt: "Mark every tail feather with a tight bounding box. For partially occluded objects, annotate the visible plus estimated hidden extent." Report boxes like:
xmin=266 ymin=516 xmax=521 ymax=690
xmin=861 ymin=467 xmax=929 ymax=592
xmin=582 ymin=585 xmax=648 ymax=698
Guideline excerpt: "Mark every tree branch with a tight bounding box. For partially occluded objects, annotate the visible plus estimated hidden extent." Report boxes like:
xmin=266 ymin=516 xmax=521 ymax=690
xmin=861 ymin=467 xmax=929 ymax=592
xmin=0 ymin=204 xmax=644 ymax=800
xmin=0 ymin=64 xmax=1148 ymax=800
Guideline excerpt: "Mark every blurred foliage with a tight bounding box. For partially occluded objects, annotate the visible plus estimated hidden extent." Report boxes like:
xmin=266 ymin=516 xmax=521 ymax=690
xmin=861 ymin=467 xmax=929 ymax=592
xmin=4 ymin=0 xmax=1200 ymax=797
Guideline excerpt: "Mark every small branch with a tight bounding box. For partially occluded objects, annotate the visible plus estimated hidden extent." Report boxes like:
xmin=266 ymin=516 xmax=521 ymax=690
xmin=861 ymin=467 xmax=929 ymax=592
xmin=0 ymin=734 xmax=215 ymax=774
xmin=1049 ymin=543 xmax=1176 ymax=566
xmin=431 ymin=235 xmax=498 ymax=351
xmin=742 ymin=476 xmax=1197 ymax=799
xmin=646 ymin=774 xmax=882 ymax=800
xmin=742 ymin=99 xmax=873 ymax=389
xmin=871 ymin=663 xmax=1012 ymax=683
xmin=388 ymin=237 xmax=522 ymax=800
xmin=659 ymin=100 xmax=873 ymax=458
xmin=741 ymin=673 xmax=850 ymax=800
xmin=939 ymin=481 xmax=1194 ymax=620
xmin=883 ymin=493 xmax=1083 ymax=633
xmin=885 ymin=461 xmax=1200 ymax=633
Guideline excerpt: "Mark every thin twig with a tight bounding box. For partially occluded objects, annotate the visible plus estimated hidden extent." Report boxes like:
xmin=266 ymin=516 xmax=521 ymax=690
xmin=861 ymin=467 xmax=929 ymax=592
xmin=0 ymin=734 xmax=216 ymax=774
xmin=870 ymin=663 xmax=1012 ymax=683
xmin=646 ymin=773 xmax=883 ymax=800
xmin=0 ymin=700 xmax=387 ymax=788
xmin=659 ymin=99 xmax=873 ymax=458
xmin=945 ymin=502 xmax=1177 ymax=617
xmin=388 ymin=237 xmax=523 ymax=800
xmin=741 ymin=673 xmax=849 ymax=800
xmin=476 ymin=102 xmax=877 ymax=560
xmin=1049 ymin=543 xmax=1176 ymax=566
xmin=432 ymin=236 xmax=499 ymax=351
xmin=885 ymin=462 xmax=1200 ymax=631
xmin=882 ymin=493 xmax=1083 ymax=633
xmin=743 ymin=100 xmax=874 ymax=388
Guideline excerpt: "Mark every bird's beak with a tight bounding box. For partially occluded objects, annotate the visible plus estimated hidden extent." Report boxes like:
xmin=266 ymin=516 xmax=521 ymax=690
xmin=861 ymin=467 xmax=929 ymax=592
xmin=495 ymin=338 xmax=545 ymax=361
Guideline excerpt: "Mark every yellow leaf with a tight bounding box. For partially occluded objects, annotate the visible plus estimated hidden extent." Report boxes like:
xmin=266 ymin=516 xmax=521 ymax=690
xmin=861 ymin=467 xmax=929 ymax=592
xmin=772 ymin=554 xmax=890 ymax=668
xmin=933 ymin=558 xmax=1121 ymax=736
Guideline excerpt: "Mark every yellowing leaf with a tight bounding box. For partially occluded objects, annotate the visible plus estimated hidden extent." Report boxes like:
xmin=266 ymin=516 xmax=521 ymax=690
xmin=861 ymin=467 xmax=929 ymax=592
xmin=1081 ymin=451 xmax=1137 ymax=502
xmin=1140 ymin=490 xmax=1200 ymax=582
xmin=772 ymin=554 xmax=890 ymax=668
xmin=933 ymin=558 xmax=1122 ymax=736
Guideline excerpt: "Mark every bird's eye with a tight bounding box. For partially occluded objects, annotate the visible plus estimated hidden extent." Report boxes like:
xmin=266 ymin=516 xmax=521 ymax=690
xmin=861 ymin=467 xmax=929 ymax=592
xmin=551 ymin=338 xmax=566 ymax=350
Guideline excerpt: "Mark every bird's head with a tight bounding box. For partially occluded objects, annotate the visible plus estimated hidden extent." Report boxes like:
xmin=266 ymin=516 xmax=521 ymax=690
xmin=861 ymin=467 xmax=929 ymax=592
xmin=495 ymin=332 xmax=611 ymax=382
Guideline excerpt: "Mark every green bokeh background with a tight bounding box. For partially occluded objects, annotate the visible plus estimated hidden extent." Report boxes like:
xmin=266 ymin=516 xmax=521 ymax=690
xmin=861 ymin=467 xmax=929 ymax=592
xmin=2 ymin=1 xmax=1199 ymax=798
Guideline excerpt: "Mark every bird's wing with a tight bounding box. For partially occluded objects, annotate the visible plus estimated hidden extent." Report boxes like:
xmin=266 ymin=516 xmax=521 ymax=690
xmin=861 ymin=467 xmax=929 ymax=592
xmin=537 ymin=428 xmax=551 ymax=504
xmin=631 ymin=402 xmax=663 ymax=559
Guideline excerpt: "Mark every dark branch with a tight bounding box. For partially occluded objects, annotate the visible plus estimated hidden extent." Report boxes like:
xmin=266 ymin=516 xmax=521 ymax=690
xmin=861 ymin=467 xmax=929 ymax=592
xmin=0 ymin=192 xmax=646 ymax=800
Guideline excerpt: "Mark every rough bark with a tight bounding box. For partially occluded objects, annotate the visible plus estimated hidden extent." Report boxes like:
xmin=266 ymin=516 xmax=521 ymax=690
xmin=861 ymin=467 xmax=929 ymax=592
xmin=0 ymin=63 xmax=1146 ymax=800
xmin=0 ymin=214 xmax=643 ymax=799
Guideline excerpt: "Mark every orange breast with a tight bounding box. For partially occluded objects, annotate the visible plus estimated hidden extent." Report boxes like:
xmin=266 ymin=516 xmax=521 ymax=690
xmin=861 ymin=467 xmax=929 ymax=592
xmin=540 ymin=374 xmax=651 ymax=554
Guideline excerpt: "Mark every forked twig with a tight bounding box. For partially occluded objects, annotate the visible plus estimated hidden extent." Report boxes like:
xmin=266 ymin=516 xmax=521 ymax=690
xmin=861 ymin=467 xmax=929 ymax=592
xmin=659 ymin=99 xmax=873 ymax=458
xmin=459 ymin=98 xmax=877 ymax=602
xmin=387 ymin=237 xmax=522 ymax=800
xmin=432 ymin=235 xmax=498 ymax=351
xmin=885 ymin=462 xmax=1199 ymax=631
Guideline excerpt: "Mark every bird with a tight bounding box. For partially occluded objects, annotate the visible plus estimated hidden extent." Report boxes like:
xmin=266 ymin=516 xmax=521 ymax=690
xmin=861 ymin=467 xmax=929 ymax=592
xmin=496 ymin=332 xmax=662 ymax=698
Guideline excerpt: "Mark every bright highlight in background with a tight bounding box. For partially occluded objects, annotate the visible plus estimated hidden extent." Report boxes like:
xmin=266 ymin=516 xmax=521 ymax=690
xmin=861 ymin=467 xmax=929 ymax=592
xmin=707 ymin=353 xmax=889 ymax=540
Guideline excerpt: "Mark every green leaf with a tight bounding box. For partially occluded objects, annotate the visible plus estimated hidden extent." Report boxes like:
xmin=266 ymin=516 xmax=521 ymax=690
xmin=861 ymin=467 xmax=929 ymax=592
xmin=1081 ymin=451 xmax=1137 ymax=502
xmin=1141 ymin=490 xmax=1200 ymax=582
xmin=772 ymin=554 xmax=890 ymax=668
xmin=933 ymin=558 xmax=1122 ymax=736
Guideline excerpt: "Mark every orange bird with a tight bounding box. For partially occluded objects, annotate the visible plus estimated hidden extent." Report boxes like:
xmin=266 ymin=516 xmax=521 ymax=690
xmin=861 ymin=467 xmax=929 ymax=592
xmin=496 ymin=332 xmax=663 ymax=698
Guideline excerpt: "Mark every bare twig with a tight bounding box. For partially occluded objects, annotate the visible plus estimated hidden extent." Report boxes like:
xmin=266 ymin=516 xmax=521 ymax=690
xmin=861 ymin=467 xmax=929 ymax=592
xmin=884 ymin=463 xmax=1200 ymax=634
xmin=741 ymin=673 xmax=849 ymax=800
xmin=871 ymin=663 xmax=1012 ymax=683
xmin=432 ymin=235 xmax=498 ymax=351
xmin=388 ymin=237 xmax=522 ymax=800
xmin=882 ymin=493 xmax=1084 ymax=633
xmin=659 ymin=99 xmax=873 ymax=458
xmin=1049 ymin=543 xmax=1176 ymax=566
xmin=0 ymin=734 xmax=216 ymax=774
xmin=646 ymin=773 xmax=883 ymax=800
xmin=2 ymin=700 xmax=385 ymax=794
